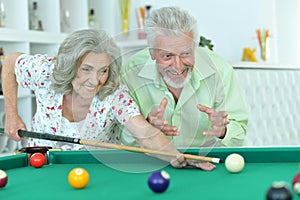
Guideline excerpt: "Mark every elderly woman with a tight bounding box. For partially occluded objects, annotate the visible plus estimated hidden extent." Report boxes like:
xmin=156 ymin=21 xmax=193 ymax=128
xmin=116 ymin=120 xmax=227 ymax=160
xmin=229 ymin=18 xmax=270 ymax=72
xmin=2 ymin=29 xmax=215 ymax=170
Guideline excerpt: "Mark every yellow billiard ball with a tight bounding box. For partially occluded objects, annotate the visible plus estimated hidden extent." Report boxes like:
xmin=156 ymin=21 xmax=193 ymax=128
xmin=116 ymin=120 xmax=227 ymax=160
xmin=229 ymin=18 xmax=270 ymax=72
xmin=68 ymin=168 xmax=90 ymax=189
xmin=225 ymin=153 xmax=245 ymax=173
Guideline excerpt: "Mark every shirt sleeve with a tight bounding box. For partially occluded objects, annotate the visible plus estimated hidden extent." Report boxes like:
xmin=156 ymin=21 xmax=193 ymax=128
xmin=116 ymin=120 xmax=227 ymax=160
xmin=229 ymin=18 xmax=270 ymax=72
xmin=111 ymin=85 xmax=141 ymax=125
xmin=206 ymin=50 xmax=249 ymax=146
xmin=15 ymin=54 xmax=54 ymax=92
xmin=221 ymin=67 xmax=249 ymax=146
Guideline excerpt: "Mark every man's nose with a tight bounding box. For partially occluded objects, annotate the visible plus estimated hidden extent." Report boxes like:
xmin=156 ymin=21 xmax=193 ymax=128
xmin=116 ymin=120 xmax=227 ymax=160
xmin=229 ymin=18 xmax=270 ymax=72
xmin=172 ymin=55 xmax=184 ymax=72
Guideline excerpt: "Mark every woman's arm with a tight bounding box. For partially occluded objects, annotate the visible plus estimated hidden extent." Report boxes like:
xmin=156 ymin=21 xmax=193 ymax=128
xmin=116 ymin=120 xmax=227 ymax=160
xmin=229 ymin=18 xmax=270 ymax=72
xmin=2 ymin=52 xmax=27 ymax=141
xmin=124 ymin=115 xmax=216 ymax=170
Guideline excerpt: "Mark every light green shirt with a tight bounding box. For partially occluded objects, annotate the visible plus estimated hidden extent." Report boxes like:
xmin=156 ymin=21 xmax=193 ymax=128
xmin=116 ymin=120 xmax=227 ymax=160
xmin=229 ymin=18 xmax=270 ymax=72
xmin=119 ymin=47 xmax=248 ymax=147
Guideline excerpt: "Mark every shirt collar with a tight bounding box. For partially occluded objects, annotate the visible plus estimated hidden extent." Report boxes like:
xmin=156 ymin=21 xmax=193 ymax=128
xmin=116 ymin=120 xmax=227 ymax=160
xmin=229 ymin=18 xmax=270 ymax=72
xmin=138 ymin=55 xmax=166 ymax=87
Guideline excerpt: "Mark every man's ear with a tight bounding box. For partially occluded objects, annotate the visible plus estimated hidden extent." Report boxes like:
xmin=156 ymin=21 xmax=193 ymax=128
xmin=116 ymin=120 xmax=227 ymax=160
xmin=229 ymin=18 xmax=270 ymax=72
xmin=149 ymin=49 xmax=155 ymax=60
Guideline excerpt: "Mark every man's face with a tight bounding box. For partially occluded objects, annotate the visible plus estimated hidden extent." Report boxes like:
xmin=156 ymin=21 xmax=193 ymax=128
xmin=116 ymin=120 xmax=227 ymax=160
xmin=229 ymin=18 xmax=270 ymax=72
xmin=150 ymin=32 xmax=195 ymax=89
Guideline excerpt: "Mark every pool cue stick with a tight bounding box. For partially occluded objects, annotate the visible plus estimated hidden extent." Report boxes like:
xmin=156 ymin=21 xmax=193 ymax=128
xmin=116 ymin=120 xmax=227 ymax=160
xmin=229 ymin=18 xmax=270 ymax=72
xmin=8 ymin=129 xmax=220 ymax=163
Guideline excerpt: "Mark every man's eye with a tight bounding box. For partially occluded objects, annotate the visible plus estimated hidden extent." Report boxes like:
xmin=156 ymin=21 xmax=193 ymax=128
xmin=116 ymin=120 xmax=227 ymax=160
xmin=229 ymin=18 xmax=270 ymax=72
xmin=181 ymin=52 xmax=191 ymax=57
xmin=162 ymin=53 xmax=172 ymax=60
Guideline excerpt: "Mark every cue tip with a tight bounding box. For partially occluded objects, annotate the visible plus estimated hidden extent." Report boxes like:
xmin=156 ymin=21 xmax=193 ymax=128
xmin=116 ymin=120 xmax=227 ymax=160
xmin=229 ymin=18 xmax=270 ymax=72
xmin=212 ymin=158 xmax=222 ymax=164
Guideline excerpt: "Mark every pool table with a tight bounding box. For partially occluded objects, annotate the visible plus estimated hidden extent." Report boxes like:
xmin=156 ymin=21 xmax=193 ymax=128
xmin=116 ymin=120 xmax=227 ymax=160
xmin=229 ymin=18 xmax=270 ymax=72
xmin=0 ymin=147 xmax=300 ymax=200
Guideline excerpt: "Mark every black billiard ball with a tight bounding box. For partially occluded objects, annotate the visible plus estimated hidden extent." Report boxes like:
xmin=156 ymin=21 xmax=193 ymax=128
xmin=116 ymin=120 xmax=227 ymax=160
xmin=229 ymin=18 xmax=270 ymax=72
xmin=266 ymin=181 xmax=292 ymax=200
xmin=147 ymin=170 xmax=170 ymax=193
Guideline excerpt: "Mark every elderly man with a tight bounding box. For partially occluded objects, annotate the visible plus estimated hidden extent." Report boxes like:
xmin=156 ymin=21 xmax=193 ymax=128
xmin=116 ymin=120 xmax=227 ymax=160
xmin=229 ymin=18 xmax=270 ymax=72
xmin=119 ymin=6 xmax=248 ymax=148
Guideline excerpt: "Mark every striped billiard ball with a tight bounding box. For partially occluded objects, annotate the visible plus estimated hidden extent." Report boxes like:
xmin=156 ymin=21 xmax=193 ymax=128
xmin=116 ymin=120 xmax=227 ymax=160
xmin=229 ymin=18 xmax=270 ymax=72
xmin=0 ymin=169 xmax=8 ymax=188
xmin=148 ymin=170 xmax=170 ymax=193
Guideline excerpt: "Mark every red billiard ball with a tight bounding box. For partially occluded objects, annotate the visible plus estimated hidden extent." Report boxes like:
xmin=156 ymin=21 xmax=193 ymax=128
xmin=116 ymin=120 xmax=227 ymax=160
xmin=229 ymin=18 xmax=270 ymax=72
xmin=266 ymin=181 xmax=292 ymax=200
xmin=147 ymin=170 xmax=170 ymax=193
xmin=292 ymin=172 xmax=300 ymax=194
xmin=0 ymin=169 xmax=8 ymax=188
xmin=30 ymin=153 xmax=45 ymax=168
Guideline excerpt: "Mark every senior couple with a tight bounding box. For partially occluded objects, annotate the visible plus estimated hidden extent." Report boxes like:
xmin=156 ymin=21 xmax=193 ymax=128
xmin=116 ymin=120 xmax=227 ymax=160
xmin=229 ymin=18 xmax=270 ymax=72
xmin=2 ymin=7 xmax=248 ymax=170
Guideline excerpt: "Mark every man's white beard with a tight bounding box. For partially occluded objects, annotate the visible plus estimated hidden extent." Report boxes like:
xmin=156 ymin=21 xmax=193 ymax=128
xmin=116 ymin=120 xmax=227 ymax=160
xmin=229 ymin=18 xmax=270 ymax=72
xmin=163 ymin=67 xmax=192 ymax=89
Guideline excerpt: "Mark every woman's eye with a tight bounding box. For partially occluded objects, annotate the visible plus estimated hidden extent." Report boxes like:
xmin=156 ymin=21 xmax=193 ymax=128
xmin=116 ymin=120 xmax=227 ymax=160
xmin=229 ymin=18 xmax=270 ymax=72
xmin=81 ymin=67 xmax=91 ymax=72
xmin=98 ymin=67 xmax=108 ymax=76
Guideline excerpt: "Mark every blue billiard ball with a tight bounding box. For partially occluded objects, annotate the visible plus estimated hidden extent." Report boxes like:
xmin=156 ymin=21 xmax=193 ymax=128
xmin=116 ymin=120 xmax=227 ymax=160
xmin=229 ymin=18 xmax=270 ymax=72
xmin=148 ymin=170 xmax=170 ymax=193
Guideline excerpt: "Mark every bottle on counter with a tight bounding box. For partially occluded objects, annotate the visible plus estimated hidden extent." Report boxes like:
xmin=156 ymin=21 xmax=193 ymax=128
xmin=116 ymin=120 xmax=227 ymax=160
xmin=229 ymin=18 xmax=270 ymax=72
xmin=88 ymin=9 xmax=99 ymax=30
xmin=30 ymin=2 xmax=43 ymax=31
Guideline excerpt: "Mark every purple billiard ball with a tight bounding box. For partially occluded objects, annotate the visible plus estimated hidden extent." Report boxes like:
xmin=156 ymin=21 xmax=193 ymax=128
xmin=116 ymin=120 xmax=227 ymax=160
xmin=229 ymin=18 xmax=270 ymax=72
xmin=148 ymin=170 xmax=170 ymax=193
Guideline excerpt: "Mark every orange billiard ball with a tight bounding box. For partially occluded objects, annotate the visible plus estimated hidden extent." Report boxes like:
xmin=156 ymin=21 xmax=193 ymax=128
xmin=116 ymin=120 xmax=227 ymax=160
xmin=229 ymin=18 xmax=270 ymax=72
xmin=30 ymin=153 xmax=46 ymax=168
xmin=68 ymin=168 xmax=90 ymax=189
xmin=0 ymin=169 xmax=8 ymax=188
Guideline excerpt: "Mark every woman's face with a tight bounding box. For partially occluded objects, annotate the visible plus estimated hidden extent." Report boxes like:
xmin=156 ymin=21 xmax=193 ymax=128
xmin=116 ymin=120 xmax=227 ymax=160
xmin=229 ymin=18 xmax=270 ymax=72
xmin=72 ymin=52 xmax=110 ymax=99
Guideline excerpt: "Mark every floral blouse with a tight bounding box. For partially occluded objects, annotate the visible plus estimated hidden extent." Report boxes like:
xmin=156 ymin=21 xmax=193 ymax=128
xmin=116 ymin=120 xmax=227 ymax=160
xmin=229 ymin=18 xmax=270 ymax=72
xmin=15 ymin=54 xmax=141 ymax=150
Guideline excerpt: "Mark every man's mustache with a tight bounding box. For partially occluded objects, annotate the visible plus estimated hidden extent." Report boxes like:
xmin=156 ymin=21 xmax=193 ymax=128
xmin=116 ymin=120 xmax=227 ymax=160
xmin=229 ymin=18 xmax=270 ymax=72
xmin=163 ymin=66 xmax=192 ymax=75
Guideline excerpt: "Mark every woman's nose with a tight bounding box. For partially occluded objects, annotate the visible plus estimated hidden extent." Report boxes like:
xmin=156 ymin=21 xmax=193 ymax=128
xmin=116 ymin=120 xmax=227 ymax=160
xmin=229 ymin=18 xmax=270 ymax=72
xmin=90 ymin=72 xmax=100 ymax=84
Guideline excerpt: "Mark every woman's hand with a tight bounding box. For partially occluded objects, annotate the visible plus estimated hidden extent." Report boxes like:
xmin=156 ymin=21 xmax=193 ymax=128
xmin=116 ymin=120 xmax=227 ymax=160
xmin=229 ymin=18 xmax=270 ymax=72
xmin=4 ymin=113 xmax=27 ymax=141
xmin=170 ymin=153 xmax=216 ymax=171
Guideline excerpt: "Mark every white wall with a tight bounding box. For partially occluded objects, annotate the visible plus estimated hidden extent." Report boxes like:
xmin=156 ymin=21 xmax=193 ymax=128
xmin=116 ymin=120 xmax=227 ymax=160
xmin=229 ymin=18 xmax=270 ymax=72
xmin=275 ymin=0 xmax=300 ymax=66
xmin=98 ymin=0 xmax=300 ymax=66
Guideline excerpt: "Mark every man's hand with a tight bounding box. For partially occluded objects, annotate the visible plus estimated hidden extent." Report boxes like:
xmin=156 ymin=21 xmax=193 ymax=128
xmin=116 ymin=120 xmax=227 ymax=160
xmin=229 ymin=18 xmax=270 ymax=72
xmin=197 ymin=104 xmax=229 ymax=139
xmin=147 ymin=98 xmax=178 ymax=136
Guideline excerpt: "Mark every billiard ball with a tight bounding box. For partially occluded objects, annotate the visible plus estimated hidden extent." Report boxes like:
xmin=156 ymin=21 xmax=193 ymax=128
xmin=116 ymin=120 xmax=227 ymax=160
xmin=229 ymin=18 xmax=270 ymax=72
xmin=292 ymin=172 xmax=300 ymax=194
xmin=30 ymin=153 xmax=46 ymax=168
xmin=266 ymin=181 xmax=292 ymax=200
xmin=148 ymin=170 xmax=170 ymax=193
xmin=68 ymin=168 xmax=90 ymax=189
xmin=0 ymin=169 xmax=8 ymax=188
xmin=225 ymin=153 xmax=245 ymax=173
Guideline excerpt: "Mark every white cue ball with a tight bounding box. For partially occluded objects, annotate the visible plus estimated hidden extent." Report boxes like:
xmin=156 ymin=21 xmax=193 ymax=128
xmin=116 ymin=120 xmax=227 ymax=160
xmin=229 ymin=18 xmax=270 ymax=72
xmin=225 ymin=153 xmax=245 ymax=173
